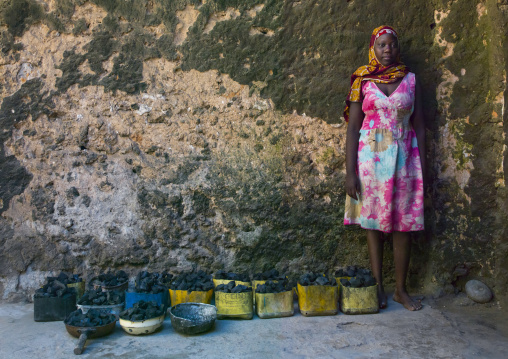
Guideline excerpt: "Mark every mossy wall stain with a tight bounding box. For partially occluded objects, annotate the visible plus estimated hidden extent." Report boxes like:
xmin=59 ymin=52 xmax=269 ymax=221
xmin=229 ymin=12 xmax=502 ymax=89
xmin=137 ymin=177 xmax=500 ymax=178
xmin=498 ymin=1 xmax=508 ymax=299
xmin=0 ymin=0 xmax=438 ymax=122
xmin=421 ymin=0 xmax=507 ymax=297
xmin=0 ymin=0 xmax=506 ymax=302
xmin=0 ymin=79 xmax=52 ymax=214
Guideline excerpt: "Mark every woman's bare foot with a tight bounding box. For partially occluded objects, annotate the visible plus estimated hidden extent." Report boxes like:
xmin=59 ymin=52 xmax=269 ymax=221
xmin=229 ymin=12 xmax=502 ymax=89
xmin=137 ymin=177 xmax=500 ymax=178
xmin=378 ymin=286 xmax=387 ymax=309
xmin=393 ymin=290 xmax=423 ymax=311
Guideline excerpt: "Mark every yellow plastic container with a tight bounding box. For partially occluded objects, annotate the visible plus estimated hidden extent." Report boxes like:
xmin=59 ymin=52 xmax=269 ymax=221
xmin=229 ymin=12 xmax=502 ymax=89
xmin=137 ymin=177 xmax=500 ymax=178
xmin=297 ymin=283 xmax=338 ymax=316
xmin=215 ymin=291 xmax=253 ymax=319
xmin=168 ymin=288 xmax=213 ymax=307
xmin=335 ymin=276 xmax=352 ymax=284
xmin=67 ymin=281 xmax=85 ymax=302
xmin=255 ymin=291 xmax=294 ymax=319
xmin=340 ymin=284 xmax=378 ymax=314
xmin=213 ymin=279 xmax=252 ymax=288
xmin=335 ymin=276 xmax=351 ymax=297
xmin=252 ymin=280 xmax=265 ymax=305
xmin=252 ymin=280 xmax=281 ymax=304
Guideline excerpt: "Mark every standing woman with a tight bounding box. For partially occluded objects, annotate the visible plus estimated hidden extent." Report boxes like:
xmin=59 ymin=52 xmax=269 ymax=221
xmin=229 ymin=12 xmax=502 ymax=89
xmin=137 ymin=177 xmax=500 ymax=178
xmin=344 ymin=26 xmax=426 ymax=311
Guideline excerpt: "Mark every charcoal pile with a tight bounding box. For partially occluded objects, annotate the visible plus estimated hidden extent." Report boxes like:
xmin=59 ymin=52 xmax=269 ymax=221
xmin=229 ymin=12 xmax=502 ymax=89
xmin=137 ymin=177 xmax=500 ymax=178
xmin=215 ymin=281 xmax=252 ymax=293
xmin=65 ymin=309 xmax=116 ymax=327
xmin=215 ymin=270 xmax=250 ymax=282
xmin=335 ymin=266 xmax=372 ymax=278
xmin=255 ymin=280 xmax=291 ymax=293
xmin=340 ymin=273 xmax=377 ymax=288
xmin=168 ymin=271 xmax=214 ymax=292
xmin=34 ymin=274 xmax=77 ymax=298
xmin=135 ymin=271 xmax=173 ymax=293
xmin=299 ymin=273 xmax=337 ymax=286
xmin=78 ymin=289 xmax=125 ymax=305
xmin=252 ymin=269 xmax=285 ymax=281
xmin=91 ymin=270 xmax=128 ymax=288
xmin=120 ymin=300 xmax=165 ymax=321
xmin=48 ymin=272 xmax=83 ymax=284
xmin=159 ymin=271 xmax=173 ymax=285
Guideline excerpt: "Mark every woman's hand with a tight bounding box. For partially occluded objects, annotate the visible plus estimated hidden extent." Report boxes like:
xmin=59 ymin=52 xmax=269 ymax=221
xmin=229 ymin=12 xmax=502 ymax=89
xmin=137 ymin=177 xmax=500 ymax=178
xmin=346 ymin=172 xmax=361 ymax=200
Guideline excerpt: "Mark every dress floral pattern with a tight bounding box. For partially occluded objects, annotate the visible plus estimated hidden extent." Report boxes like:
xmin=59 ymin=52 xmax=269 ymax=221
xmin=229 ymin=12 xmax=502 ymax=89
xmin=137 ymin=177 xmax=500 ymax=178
xmin=344 ymin=72 xmax=424 ymax=233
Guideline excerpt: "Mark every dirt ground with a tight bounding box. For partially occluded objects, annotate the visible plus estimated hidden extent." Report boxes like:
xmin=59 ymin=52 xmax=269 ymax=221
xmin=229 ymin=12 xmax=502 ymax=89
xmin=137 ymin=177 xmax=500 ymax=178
xmin=0 ymin=294 xmax=507 ymax=359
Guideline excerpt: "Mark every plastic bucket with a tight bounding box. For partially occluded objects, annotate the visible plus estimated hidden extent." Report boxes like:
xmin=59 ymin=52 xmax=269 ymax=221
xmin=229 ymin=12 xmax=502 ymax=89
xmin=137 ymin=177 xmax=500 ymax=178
xmin=102 ymin=281 xmax=128 ymax=292
xmin=90 ymin=277 xmax=128 ymax=292
xmin=213 ymin=279 xmax=252 ymax=288
xmin=297 ymin=283 xmax=338 ymax=316
xmin=215 ymin=291 xmax=253 ymax=319
xmin=168 ymin=289 xmax=213 ymax=307
xmin=34 ymin=294 xmax=77 ymax=322
xmin=335 ymin=276 xmax=351 ymax=298
xmin=67 ymin=282 xmax=85 ymax=302
xmin=125 ymin=291 xmax=169 ymax=310
xmin=340 ymin=284 xmax=378 ymax=314
xmin=252 ymin=280 xmax=280 ymax=305
xmin=255 ymin=291 xmax=294 ymax=319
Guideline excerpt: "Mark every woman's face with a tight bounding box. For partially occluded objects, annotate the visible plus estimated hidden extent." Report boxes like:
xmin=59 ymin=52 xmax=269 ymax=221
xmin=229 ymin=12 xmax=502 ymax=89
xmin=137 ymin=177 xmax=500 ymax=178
xmin=374 ymin=33 xmax=399 ymax=66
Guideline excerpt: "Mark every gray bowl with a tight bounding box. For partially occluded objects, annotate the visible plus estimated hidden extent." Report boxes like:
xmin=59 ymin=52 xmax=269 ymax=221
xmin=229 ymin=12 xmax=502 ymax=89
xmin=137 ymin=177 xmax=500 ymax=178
xmin=76 ymin=302 xmax=124 ymax=318
xmin=169 ymin=303 xmax=217 ymax=335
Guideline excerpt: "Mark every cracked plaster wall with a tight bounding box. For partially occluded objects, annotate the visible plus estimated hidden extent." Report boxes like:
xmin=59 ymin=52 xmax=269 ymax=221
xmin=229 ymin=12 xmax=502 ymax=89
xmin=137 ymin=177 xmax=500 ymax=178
xmin=0 ymin=0 xmax=506 ymax=305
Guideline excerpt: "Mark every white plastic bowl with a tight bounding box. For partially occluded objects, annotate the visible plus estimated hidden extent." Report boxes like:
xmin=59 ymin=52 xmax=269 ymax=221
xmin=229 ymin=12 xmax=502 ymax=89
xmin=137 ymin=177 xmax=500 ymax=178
xmin=119 ymin=314 xmax=165 ymax=335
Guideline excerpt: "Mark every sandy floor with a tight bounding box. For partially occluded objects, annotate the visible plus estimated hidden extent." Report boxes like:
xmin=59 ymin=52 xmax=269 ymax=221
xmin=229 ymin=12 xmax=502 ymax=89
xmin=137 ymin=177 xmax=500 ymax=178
xmin=0 ymin=295 xmax=507 ymax=359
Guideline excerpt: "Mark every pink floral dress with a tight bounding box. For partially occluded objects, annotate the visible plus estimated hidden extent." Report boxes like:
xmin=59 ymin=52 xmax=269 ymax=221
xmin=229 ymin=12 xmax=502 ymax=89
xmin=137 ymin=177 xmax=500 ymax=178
xmin=344 ymin=72 xmax=424 ymax=233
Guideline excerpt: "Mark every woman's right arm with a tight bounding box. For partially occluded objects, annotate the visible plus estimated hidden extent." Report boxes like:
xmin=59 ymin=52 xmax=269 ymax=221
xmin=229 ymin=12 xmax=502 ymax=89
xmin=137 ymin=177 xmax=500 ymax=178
xmin=345 ymin=102 xmax=365 ymax=200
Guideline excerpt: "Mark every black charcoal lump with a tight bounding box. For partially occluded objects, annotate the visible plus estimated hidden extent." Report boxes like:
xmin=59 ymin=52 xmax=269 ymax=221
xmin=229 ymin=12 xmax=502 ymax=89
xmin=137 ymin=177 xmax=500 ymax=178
xmin=45 ymin=272 xmax=83 ymax=284
xmin=160 ymin=271 xmax=173 ymax=285
xmin=34 ymin=274 xmax=78 ymax=298
xmin=340 ymin=274 xmax=377 ymax=288
xmin=253 ymin=269 xmax=285 ymax=281
xmin=168 ymin=271 xmax=214 ymax=292
xmin=135 ymin=271 xmax=173 ymax=294
xmin=78 ymin=289 xmax=125 ymax=305
xmin=216 ymin=281 xmax=252 ymax=293
xmin=335 ymin=266 xmax=372 ymax=278
xmin=215 ymin=270 xmax=250 ymax=282
xmin=299 ymin=273 xmax=337 ymax=286
xmin=91 ymin=270 xmax=129 ymax=287
xmin=66 ymin=309 xmax=115 ymax=327
xmin=255 ymin=280 xmax=291 ymax=293
xmin=120 ymin=300 xmax=164 ymax=321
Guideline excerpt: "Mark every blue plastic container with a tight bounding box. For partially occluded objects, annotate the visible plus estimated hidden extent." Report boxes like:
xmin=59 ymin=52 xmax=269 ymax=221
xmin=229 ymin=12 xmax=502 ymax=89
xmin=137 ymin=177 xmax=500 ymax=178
xmin=125 ymin=290 xmax=169 ymax=310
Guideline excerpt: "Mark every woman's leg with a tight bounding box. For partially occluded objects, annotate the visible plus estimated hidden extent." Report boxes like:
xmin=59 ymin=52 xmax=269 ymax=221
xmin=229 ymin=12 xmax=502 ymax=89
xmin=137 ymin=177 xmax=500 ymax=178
xmin=367 ymin=230 xmax=387 ymax=309
xmin=392 ymin=231 xmax=422 ymax=311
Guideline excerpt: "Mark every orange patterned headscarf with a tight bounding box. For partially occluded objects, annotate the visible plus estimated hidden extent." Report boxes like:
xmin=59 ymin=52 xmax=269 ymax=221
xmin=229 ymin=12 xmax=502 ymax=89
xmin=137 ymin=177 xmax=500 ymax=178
xmin=344 ymin=25 xmax=409 ymax=122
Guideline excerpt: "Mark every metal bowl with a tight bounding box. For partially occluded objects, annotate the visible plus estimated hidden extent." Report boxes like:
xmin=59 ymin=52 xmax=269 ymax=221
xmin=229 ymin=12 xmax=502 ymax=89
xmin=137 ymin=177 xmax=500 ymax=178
xmin=119 ymin=314 xmax=165 ymax=335
xmin=169 ymin=303 xmax=217 ymax=335
xmin=64 ymin=310 xmax=117 ymax=355
xmin=64 ymin=315 xmax=117 ymax=339
xmin=76 ymin=302 xmax=125 ymax=317
xmin=90 ymin=277 xmax=128 ymax=292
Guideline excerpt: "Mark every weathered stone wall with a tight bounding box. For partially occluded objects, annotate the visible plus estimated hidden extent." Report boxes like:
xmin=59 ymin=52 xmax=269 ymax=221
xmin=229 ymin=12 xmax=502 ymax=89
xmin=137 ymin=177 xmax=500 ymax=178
xmin=0 ymin=0 xmax=506 ymax=304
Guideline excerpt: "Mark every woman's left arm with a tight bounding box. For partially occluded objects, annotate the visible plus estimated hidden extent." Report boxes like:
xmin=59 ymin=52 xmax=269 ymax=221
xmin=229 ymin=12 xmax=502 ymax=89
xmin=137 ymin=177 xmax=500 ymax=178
xmin=412 ymin=77 xmax=426 ymax=182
